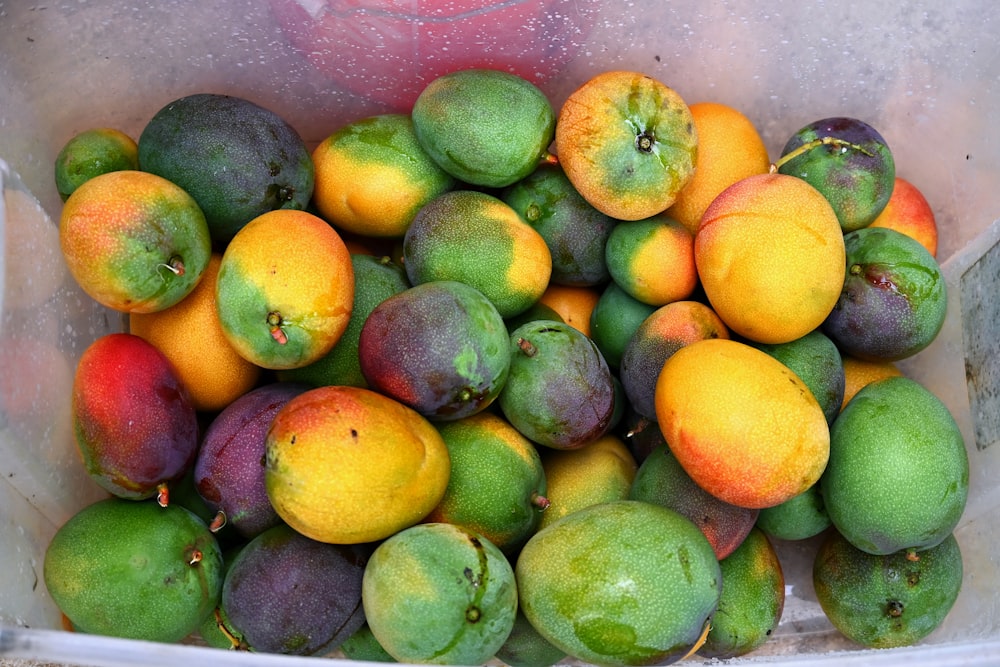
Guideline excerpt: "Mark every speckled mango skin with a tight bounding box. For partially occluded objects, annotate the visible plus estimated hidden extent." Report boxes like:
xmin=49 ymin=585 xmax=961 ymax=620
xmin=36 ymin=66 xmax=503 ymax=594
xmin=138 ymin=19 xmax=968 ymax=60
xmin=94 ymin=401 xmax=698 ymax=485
xmin=822 ymin=376 xmax=968 ymax=556
xmin=629 ymin=445 xmax=758 ymax=560
xmin=215 ymin=209 xmax=354 ymax=370
xmin=54 ymin=127 xmax=139 ymax=201
xmin=411 ymin=68 xmax=556 ymax=188
xmin=362 ymin=522 xmax=518 ymax=665
xmin=604 ymin=215 xmax=697 ymax=307
xmin=654 ymin=338 xmax=830 ymax=510
xmin=619 ymin=300 xmax=729 ymax=422
xmin=43 ymin=497 xmax=223 ymax=643
xmin=516 ymin=500 xmax=721 ymax=667
xmin=358 ymin=280 xmax=511 ymax=421
xmin=59 ymin=170 xmax=212 ymax=313
xmin=538 ymin=434 xmax=637 ymax=531
xmin=264 ymin=385 xmax=450 ymax=545
xmin=501 ymin=163 xmax=617 ymax=287
xmin=72 ymin=333 xmax=198 ymax=500
xmin=311 ymin=113 xmax=456 ymax=238
xmin=822 ymin=226 xmax=946 ymax=362
xmin=138 ymin=92 xmax=315 ymax=243
xmin=403 ymin=190 xmax=552 ymax=318
xmin=777 ymin=116 xmax=895 ymax=232
xmin=278 ymin=253 xmax=410 ymax=389
xmin=813 ymin=530 xmax=962 ymax=649
xmin=753 ymin=329 xmax=845 ymax=426
xmin=555 ymin=70 xmax=697 ymax=221
xmin=425 ymin=411 xmax=546 ymax=553
xmin=698 ymin=528 xmax=784 ymax=659
xmin=694 ymin=172 xmax=845 ymax=345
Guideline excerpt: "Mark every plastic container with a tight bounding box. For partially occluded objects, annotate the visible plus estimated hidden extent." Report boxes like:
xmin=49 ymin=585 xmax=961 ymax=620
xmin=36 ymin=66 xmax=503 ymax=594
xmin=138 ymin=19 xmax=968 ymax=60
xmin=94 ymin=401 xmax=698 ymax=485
xmin=2 ymin=0 xmax=1000 ymax=664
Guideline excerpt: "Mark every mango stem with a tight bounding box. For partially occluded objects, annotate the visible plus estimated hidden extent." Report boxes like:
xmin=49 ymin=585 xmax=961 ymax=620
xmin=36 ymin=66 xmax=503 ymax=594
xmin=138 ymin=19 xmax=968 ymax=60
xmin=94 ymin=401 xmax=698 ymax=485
xmin=156 ymin=482 xmax=170 ymax=508
xmin=680 ymin=619 xmax=713 ymax=660
xmin=267 ymin=311 xmax=288 ymax=345
xmin=517 ymin=337 xmax=537 ymax=357
xmin=770 ymin=135 xmax=875 ymax=173
xmin=209 ymin=510 xmax=227 ymax=533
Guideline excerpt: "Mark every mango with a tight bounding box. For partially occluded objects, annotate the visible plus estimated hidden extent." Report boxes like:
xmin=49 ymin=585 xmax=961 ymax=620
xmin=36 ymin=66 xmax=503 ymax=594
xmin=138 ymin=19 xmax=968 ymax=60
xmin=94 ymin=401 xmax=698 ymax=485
xmin=72 ymin=333 xmax=198 ymax=502
xmin=221 ymin=523 xmax=368 ymax=655
xmin=516 ymin=500 xmax=721 ymax=667
xmin=358 ymin=280 xmax=511 ymax=421
xmin=500 ymin=320 xmax=615 ymax=449
xmin=43 ymin=498 xmax=223 ymax=643
xmin=363 ymin=523 xmax=518 ymax=665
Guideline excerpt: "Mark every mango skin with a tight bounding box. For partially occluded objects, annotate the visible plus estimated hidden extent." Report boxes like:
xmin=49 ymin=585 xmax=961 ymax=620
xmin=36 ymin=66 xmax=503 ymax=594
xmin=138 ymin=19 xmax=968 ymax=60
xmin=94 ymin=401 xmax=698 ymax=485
xmin=629 ymin=445 xmax=758 ymax=560
xmin=756 ymin=484 xmax=831 ymax=542
xmin=822 ymin=376 xmax=968 ymax=555
xmin=516 ymin=500 xmax=721 ymax=667
xmin=411 ymin=68 xmax=555 ymax=188
xmin=264 ymin=385 xmax=451 ymax=545
xmin=402 ymin=189 xmax=552 ymax=318
xmin=495 ymin=610 xmax=568 ymax=667
xmin=221 ymin=523 xmax=368 ymax=655
xmin=43 ymin=497 xmax=223 ymax=643
xmin=555 ymin=71 xmax=698 ymax=221
xmin=822 ymin=226 xmax=946 ymax=362
xmin=59 ymin=170 xmax=212 ymax=314
xmin=194 ymin=382 xmax=310 ymax=539
xmin=72 ymin=333 xmax=198 ymax=500
xmin=138 ymin=93 xmax=315 ymax=242
xmin=813 ymin=530 xmax=963 ymax=648
xmin=655 ymin=338 xmax=830 ymax=509
xmin=502 ymin=163 xmax=616 ymax=287
xmin=753 ymin=330 xmax=845 ymax=426
xmin=698 ymin=528 xmax=784 ymax=659
xmin=500 ymin=320 xmax=615 ymax=450
xmin=363 ymin=522 xmax=518 ymax=665
xmin=425 ymin=412 xmax=547 ymax=554
xmin=278 ymin=254 xmax=410 ymax=389
xmin=358 ymin=280 xmax=511 ymax=421
xmin=777 ymin=116 xmax=895 ymax=232
xmin=619 ymin=300 xmax=729 ymax=422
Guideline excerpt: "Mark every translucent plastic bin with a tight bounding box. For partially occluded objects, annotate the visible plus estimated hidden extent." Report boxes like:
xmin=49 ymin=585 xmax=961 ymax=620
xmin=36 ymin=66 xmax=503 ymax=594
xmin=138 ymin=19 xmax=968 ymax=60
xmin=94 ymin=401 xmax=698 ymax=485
xmin=2 ymin=1 xmax=1000 ymax=665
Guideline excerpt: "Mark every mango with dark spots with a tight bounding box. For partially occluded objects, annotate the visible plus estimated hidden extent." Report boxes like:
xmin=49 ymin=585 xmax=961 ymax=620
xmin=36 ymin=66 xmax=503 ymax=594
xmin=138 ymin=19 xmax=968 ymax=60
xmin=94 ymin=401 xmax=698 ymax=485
xmin=752 ymin=329 xmax=845 ymax=425
xmin=813 ymin=529 xmax=962 ymax=648
xmin=194 ymin=382 xmax=310 ymax=539
xmin=698 ymin=528 xmax=784 ymax=659
xmin=362 ymin=522 xmax=518 ymax=664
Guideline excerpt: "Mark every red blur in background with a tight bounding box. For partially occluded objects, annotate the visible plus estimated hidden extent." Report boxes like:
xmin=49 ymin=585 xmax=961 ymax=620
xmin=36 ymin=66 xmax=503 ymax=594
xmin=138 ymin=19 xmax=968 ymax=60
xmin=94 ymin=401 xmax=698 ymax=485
xmin=268 ymin=0 xmax=599 ymax=109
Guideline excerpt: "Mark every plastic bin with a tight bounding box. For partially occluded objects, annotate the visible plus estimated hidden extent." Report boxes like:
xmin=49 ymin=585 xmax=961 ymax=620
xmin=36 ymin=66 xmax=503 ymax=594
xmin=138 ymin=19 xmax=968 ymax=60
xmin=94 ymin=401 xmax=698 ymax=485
xmin=1 ymin=0 xmax=999 ymax=665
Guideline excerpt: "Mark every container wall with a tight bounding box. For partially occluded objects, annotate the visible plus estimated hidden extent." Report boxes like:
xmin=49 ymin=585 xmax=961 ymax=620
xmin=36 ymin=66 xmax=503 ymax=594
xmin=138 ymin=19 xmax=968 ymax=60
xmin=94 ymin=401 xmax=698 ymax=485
xmin=1 ymin=0 xmax=999 ymax=664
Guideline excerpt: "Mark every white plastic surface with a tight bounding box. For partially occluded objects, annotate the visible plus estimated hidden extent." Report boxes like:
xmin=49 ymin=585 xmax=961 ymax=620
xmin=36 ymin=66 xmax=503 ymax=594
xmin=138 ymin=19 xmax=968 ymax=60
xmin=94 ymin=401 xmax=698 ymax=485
xmin=1 ymin=0 xmax=999 ymax=665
